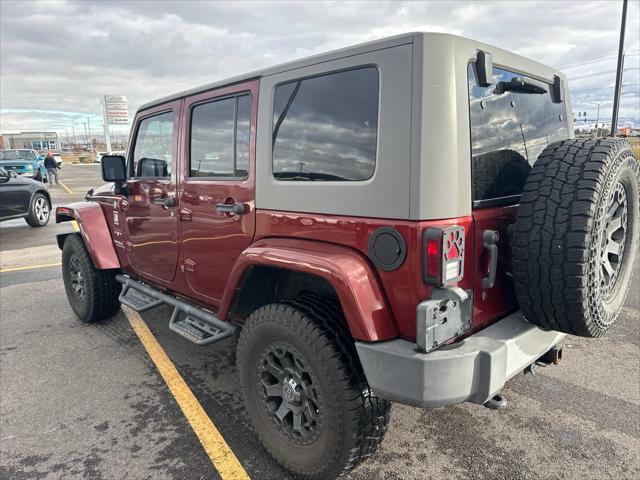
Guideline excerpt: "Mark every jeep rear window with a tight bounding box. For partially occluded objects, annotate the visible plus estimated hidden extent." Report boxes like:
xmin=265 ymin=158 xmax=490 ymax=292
xmin=272 ymin=67 xmax=379 ymax=181
xmin=468 ymin=64 xmax=569 ymax=205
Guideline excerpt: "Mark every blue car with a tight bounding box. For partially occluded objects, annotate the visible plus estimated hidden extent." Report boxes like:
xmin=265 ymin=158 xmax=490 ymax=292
xmin=0 ymin=149 xmax=48 ymax=182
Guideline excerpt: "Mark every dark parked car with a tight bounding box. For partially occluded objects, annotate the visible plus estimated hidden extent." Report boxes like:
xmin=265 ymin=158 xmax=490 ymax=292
xmin=0 ymin=167 xmax=52 ymax=227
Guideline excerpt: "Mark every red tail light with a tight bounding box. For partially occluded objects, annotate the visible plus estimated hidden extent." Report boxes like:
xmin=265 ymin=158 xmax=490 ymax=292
xmin=423 ymin=226 xmax=465 ymax=286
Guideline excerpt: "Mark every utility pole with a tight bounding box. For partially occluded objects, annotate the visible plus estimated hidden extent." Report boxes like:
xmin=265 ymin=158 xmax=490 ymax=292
xmin=611 ymin=0 xmax=627 ymax=137
xmin=71 ymin=126 xmax=77 ymax=147
xmin=83 ymin=121 xmax=89 ymax=149
xmin=87 ymin=117 xmax=94 ymax=155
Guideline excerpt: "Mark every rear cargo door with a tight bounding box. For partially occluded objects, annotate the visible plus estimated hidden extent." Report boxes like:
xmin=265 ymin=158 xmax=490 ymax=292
xmin=467 ymin=63 xmax=569 ymax=329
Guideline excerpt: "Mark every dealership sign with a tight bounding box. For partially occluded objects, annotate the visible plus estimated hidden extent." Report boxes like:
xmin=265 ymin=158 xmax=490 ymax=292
xmin=101 ymin=95 xmax=129 ymax=125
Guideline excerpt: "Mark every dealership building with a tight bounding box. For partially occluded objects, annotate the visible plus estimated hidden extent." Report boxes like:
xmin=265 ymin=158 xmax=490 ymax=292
xmin=1 ymin=131 xmax=60 ymax=151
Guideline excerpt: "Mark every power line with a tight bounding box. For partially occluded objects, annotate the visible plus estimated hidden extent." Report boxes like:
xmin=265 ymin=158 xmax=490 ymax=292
xmin=556 ymin=54 xmax=618 ymax=69
xmin=568 ymin=69 xmax=618 ymax=81
xmin=555 ymin=51 xmax=640 ymax=70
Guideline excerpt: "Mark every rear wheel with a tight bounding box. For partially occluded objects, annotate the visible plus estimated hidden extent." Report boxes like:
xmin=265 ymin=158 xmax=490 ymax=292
xmin=513 ymin=139 xmax=639 ymax=337
xmin=62 ymin=234 xmax=121 ymax=323
xmin=236 ymin=295 xmax=391 ymax=480
xmin=24 ymin=192 xmax=50 ymax=227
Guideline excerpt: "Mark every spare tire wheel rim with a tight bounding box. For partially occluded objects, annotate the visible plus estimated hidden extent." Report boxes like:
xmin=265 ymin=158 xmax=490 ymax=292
xmin=35 ymin=197 xmax=49 ymax=224
xmin=599 ymin=181 xmax=628 ymax=298
xmin=257 ymin=342 xmax=321 ymax=445
xmin=69 ymin=254 xmax=86 ymax=300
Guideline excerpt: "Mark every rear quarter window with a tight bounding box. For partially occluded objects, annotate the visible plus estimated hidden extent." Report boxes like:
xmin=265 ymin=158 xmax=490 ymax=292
xmin=468 ymin=65 xmax=569 ymax=205
xmin=272 ymin=67 xmax=379 ymax=181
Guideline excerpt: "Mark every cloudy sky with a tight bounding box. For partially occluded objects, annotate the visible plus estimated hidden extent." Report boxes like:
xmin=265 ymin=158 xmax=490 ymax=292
xmin=1 ymin=0 xmax=639 ymax=140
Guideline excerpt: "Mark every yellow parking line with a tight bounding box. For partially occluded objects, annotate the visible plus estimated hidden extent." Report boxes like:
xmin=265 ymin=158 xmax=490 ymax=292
xmin=0 ymin=262 xmax=61 ymax=273
xmin=58 ymin=180 xmax=73 ymax=194
xmin=71 ymin=220 xmax=80 ymax=232
xmin=123 ymin=307 xmax=250 ymax=480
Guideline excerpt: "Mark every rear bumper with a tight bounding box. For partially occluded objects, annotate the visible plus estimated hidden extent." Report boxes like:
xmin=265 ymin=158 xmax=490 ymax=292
xmin=355 ymin=311 xmax=565 ymax=407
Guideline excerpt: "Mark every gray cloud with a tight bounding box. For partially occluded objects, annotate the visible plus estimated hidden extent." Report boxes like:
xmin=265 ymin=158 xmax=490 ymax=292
xmin=1 ymin=0 xmax=638 ymax=135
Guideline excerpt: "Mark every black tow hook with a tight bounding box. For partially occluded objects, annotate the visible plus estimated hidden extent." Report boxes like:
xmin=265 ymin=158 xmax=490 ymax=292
xmin=483 ymin=393 xmax=507 ymax=410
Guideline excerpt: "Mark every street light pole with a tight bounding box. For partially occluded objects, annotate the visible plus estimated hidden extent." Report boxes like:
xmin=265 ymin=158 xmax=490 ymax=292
xmin=611 ymin=0 xmax=628 ymax=137
xmin=587 ymin=102 xmax=601 ymax=138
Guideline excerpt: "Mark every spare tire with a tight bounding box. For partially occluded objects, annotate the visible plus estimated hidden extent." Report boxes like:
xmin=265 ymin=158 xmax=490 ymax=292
xmin=513 ymin=139 xmax=639 ymax=337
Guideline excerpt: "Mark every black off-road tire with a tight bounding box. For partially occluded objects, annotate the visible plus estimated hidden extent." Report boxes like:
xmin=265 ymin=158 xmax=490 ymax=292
xmin=62 ymin=234 xmax=121 ymax=323
xmin=24 ymin=192 xmax=51 ymax=227
xmin=513 ymin=139 xmax=639 ymax=337
xmin=236 ymin=294 xmax=391 ymax=480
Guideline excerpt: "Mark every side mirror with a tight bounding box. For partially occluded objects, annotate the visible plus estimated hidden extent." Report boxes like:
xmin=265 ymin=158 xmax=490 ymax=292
xmin=101 ymin=155 xmax=127 ymax=182
xmin=0 ymin=169 xmax=9 ymax=183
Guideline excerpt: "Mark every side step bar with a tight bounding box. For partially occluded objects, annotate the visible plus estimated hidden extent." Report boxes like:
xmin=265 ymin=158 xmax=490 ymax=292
xmin=116 ymin=274 xmax=237 ymax=346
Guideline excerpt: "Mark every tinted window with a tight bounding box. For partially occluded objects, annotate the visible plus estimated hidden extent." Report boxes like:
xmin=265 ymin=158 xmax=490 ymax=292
xmin=190 ymin=94 xmax=252 ymax=178
xmin=272 ymin=67 xmax=379 ymax=181
xmin=468 ymin=65 xmax=569 ymax=203
xmin=132 ymin=111 xmax=174 ymax=178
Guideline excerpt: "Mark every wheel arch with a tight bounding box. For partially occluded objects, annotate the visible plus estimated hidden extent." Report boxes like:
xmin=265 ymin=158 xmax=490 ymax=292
xmin=55 ymin=202 xmax=120 ymax=270
xmin=220 ymin=238 xmax=398 ymax=342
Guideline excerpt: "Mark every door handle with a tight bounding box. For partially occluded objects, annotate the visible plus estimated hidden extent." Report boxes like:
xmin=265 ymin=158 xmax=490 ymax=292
xmin=215 ymin=203 xmax=246 ymax=215
xmin=482 ymin=230 xmax=500 ymax=289
xmin=152 ymin=196 xmax=175 ymax=207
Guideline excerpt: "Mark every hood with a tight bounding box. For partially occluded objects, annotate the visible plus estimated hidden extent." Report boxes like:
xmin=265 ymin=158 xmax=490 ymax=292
xmin=4 ymin=173 xmax=44 ymax=187
xmin=91 ymin=182 xmax=116 ymax=196
xmin=0 ymin=160 xmax=37 ymax=166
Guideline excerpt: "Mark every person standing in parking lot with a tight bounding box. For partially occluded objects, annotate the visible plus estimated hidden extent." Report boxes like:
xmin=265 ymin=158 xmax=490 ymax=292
xmin=44 ymin=151 xmax=58 ymax=186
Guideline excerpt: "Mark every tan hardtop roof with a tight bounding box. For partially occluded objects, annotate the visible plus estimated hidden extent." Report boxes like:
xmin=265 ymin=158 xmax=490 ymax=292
xmin=137 ymin=31 xmax=563 ymax=112
xmin=138 ymin=32 xmax=416 ymax=112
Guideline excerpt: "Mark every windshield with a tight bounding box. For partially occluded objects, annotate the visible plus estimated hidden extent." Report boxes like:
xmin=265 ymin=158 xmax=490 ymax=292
xmin=0 ymin=150 xmax=37 ymax=161
xmin=468 ymin=65 xmax=569 ymax=204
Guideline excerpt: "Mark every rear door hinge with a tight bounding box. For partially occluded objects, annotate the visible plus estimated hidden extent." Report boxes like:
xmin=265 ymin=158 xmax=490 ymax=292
xmin=179 ymin=208 xmax=192 ymax=222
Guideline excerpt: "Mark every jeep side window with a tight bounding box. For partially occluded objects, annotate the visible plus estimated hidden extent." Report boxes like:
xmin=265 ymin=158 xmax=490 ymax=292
xmin=468 ymin=64 xmax=569 ymax=205
xmin=131 ymin=111 xmax=174 ymax=178
xmin=189 ymin=93 xmax=252 ymax=178
xmin=272 ymin=67 xmax=379 ymax=181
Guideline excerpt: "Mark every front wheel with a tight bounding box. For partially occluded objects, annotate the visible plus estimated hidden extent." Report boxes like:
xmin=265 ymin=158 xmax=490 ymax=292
xmin=236 ymin=295 xmax=391 ymax=480
xmin=62 ymin=234 xmax=121 ymax=323
xmin=24 ymin=192 xmax=50 ymax=227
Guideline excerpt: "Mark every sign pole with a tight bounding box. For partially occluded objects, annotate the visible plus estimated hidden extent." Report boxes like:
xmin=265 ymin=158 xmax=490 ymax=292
xmin=101 ymin=96 xmax=113 ymax=152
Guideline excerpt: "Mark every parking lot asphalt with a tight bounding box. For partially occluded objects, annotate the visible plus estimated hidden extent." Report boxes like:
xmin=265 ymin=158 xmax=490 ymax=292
xmin=1 ymin=164 xmax=639 ymax=480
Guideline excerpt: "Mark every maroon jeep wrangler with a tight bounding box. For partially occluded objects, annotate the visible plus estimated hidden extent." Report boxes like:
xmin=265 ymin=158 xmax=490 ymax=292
xmin=56 ymin=33 xmax=639 ymax=479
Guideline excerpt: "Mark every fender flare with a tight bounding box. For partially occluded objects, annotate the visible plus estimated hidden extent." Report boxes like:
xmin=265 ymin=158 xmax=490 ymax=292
xmin=55 ymin=202 xmax=120 ymax=270
xmin=219 ymin=238 xmax=398 ymax=342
